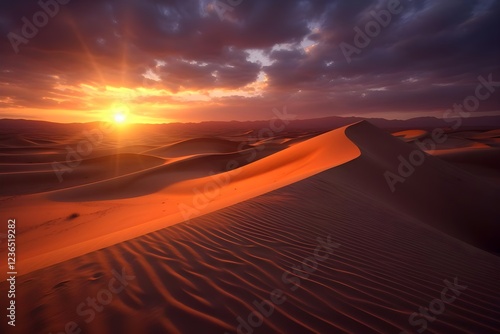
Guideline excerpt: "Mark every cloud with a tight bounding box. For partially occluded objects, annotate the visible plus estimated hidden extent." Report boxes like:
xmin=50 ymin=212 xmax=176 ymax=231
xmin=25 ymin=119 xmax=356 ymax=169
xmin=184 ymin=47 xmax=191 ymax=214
xmin=0 ymin=0 xmax=498 ymax=122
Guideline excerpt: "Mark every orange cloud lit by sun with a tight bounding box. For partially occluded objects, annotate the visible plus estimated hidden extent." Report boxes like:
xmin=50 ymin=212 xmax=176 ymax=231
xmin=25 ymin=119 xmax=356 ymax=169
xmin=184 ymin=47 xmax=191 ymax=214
xmin=4 ymin=71 xmax=270 ymax=124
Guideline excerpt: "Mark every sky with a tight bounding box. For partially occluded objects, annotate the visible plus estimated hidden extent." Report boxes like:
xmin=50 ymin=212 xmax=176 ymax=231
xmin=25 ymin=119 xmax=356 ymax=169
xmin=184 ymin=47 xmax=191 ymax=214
xmin=0 ymin=0 xmax=499 ymax=124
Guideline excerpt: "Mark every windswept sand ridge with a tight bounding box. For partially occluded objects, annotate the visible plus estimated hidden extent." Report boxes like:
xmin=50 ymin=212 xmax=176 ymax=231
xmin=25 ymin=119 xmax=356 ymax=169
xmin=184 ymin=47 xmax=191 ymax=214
xmin=0 ymin=146 xmax=62 ymax=154
xmin=281 ymin=132 xmax=324 ymax=146
xmin=1 ymin=167 xmax=499 ymax=334
xmin=0 ymin=132 xmax=157 ymax=164
xmin=143 ymin=137 xmax=250 ymax=158
xmin=167 ymin=124 xmax=361 ymax=202
xmin=392 ymin=129 xmax=428 ymax=142
xmin=404 ymin=130 xmax=500 ymax=152
xmin=45 ymin=124 xmax=358 ymax=203
xmin=460 ymin=129 xmax=500 ymax=140
xmin=426 ymin=137 xmax=490 ymax=152
xmin=391 ymin=130 xmax=500 ymax=183
xmin=0 ymin=162 xmax=57 ymax=173
xmin=0 ymin=153 xmax=166 ymax=196
xmin=0 ymin=152 xmax=164 ymax=173
xmin=0 ymin=134 xmax=40 ymax=147
xmin=0 ymin=150 xmax=68 ymax=163
xmin=46 ymin=146 xmax=288 ymax=201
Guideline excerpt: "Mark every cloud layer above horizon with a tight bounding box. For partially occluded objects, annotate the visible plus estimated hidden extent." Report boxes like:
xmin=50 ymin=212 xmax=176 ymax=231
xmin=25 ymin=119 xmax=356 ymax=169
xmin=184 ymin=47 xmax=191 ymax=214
xmin=0 ymin=0 xmax=499 ymax=123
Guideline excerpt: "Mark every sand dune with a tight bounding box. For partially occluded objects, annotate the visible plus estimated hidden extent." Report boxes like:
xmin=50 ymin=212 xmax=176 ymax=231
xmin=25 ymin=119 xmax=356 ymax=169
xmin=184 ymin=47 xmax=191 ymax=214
xmin=396 ymin=129 xmax=500 ymax=186
xmin=0 ymin=124 xmax=360 ymax=276
xmin=1 ymin=162 xmax=499 ymax=334
xmin=50 ymin=124 xmax=358 ymax=201
xmin=392 ymin=129 xmax=428 ymax=141
xmin=0 ymin=134 xmax=41 ymax=147
xmin=1 ymin=121 xmax=499 ymax=334
xmin=143 ymin=138 xmax=250 ymax=158
xmin=0 ymin=153 xmax=165 ymax=196
xmin=413 ymin=131 xmax=498 ymax=153
xmin=462 ymin=129 xmax=500 ymax=140
xmin=46 ymin=147 xmax=288 ymax=201
xmin=1 ymin=121 xmax=500 ymax=277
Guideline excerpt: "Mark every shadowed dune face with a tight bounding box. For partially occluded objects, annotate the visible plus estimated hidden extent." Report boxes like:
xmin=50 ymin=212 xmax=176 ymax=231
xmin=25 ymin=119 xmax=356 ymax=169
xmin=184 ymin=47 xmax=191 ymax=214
xmin=0 ymin=121 xmax=500 ymax=333
xmin=346 ymin=122 xmax=500 ymax=253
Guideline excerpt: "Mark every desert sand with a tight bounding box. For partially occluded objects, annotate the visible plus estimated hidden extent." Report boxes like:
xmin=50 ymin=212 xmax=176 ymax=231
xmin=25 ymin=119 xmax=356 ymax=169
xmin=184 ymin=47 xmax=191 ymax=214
xmin=1 ymin=120 xmax=499 ymax=333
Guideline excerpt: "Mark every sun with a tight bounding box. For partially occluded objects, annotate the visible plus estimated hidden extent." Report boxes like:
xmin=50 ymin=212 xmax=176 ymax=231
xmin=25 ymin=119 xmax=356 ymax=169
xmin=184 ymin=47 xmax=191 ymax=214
xmin=110 ymin=103 xmax=130 ymax=124
xmin=114 ymin=112 xmax=127 ymax=124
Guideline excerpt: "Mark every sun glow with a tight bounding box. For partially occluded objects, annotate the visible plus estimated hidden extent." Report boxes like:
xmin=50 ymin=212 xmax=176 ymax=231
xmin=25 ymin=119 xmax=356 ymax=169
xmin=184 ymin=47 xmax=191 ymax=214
xmin=110 ymin=103 xmax=130 ymax=124
xmin=114 ymin=112 xmax=127 ymax=124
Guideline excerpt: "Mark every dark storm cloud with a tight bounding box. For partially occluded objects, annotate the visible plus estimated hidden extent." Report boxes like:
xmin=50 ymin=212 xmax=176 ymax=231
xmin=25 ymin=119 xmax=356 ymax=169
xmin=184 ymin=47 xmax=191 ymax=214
xmin=0 ymin=0 xmax=499 ymax=120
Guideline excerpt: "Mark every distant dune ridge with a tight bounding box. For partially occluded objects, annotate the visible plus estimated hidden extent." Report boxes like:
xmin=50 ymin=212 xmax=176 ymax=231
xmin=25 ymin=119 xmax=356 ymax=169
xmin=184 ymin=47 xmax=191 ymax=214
xmin=0 ymin=119 xmax=499 ymax=333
